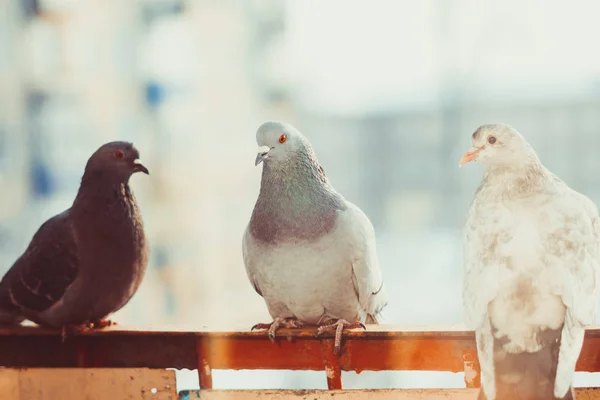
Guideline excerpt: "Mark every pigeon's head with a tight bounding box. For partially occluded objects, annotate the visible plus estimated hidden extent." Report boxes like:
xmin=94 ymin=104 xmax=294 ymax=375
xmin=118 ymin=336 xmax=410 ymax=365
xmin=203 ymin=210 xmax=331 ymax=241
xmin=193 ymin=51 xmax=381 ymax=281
xmin=459 ymin=124 xmax=535 ymax=168
xmin=85 ymin=141 xmax=149 ymax=181
xmin=254 ymin=121 xmax=311 ymax=166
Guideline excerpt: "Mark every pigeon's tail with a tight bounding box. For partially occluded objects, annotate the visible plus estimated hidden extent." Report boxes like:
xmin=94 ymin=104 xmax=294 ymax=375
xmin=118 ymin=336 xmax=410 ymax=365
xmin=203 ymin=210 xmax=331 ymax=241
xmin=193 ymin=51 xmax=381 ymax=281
xmin=478 ymin=326 xmax=574 ymax=400
xmin=554 ymin=312 xmax=585 ymax=398
xmin=0 ymin=300 xmax=24 ymax=326
xmin=0 ymin=301 xmax=24 ymax=326
xmin=366 ymin=310 xmax=384 ymax=324
xmin=0 ymin=309 xmax=24 ymax=326
xmin=0 ymin=280 xmax=25 ymax=326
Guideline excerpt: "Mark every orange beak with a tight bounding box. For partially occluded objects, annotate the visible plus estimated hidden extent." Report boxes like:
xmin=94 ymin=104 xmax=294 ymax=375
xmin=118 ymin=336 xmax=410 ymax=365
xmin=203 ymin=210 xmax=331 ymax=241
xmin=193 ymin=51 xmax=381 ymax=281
xmin=459 ymin=147 xmax=482 ymax=167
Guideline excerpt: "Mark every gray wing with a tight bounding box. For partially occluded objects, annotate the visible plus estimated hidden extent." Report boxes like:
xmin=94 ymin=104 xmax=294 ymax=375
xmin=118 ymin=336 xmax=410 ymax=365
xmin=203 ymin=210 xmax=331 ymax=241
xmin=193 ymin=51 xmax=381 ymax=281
xmin=242 ymin=226 xmax=262 ymax=297
xmin=0 ymin=210 xmax=79 ymax=323
xmin=341 ymin=202 xmax=387 ymax=322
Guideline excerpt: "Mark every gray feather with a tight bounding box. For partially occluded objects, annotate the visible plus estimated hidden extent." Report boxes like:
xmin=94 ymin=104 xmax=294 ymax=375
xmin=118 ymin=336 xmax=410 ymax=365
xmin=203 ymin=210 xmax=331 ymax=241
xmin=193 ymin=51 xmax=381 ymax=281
xmin=244 ymin=121 xmax=387 ymax=325
xmin=249 ymin=143 xmax=346 ymax=244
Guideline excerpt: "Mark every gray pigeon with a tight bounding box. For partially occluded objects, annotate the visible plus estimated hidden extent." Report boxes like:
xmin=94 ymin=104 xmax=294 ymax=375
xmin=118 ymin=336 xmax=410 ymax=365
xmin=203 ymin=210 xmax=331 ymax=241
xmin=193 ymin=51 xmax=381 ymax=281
xmin=243 ymin=121 xmax=387 ymax=354
xmin=0 ymin=141 xmax=150 ymax=333
xmin=461 ymin=124 xmax=600 ymax=400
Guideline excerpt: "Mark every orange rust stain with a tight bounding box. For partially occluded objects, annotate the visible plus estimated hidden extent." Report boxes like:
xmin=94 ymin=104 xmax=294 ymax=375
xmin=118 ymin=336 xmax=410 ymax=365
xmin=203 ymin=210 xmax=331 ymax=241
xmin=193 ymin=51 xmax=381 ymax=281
xmin=462 ymin=348 xmax=481 ymax=388
xmin=577 ymin=337 xmax=600 ymax=372
xmin=196 ymin=338 xmax=214 ymax=389
xmin=341 ymin=337 xmax=472 ymax=373
xmin=200 ymin=337 xmax=326 ymax=370
xmin=197 ymin=335 xmax=475 ymax=373
xmin=322 ymin=340 xmax=342 ymax=389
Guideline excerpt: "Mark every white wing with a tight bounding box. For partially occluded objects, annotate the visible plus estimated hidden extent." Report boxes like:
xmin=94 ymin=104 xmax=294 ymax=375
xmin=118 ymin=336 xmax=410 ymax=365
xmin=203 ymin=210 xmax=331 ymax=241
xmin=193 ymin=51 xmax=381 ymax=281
xmin=554 ymin=187 xmax=600 ymax=325
xmin=338 ymin=202 xmax=388 ymax=322
xmin=462 ymin=196 xmax=502 ymax=400
xmin=463 ymin=181 xmax=600 ymax=398
xmin=553 ymin=188 xmax=600 ymax=397
xmin=462 ymin=197 xmax=502 ymax=330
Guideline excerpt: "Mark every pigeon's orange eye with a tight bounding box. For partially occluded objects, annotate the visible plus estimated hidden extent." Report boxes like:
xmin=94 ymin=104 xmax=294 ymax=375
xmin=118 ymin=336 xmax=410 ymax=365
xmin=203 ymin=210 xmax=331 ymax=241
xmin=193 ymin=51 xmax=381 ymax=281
xmin=488 ymin=136 xmax=497 ymax=144
xmin=115 ymin=150 xmax=125 ymax=159
xmin=278 ymin=134 xmax=287 ymax=144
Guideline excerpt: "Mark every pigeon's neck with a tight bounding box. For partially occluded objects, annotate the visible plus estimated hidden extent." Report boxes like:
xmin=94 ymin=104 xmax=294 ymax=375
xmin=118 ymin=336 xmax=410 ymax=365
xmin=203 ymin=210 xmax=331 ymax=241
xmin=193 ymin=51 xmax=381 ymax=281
xmin=249 ymin=152 xmax=346 ymax=244
xmin=73 ymin=175 xmax=138 ymax=218
xmin=480 ymin=159 xmax=552 ymax=200
xmin=70 ymin=175 xmax=147 ymax=288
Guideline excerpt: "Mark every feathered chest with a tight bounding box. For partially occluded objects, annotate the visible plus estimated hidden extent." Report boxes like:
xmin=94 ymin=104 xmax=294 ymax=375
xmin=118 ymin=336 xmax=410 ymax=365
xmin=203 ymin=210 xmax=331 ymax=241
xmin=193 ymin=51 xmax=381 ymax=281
xmin=249 ymin=171 xmax=346 ymax=244
xmin=465 ymin=194 xmax=585 ymax=273
xmin=249 ymin=201 xmax=340 ymax=244
xmin=72 ymin=186 xmax=147 ymax=257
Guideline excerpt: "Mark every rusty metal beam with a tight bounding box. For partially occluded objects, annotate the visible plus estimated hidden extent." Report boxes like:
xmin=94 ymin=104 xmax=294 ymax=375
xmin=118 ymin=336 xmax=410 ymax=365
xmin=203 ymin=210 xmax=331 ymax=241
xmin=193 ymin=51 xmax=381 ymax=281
xmin=195 ymin=388 xmax=600 ymax=400
xmin=0 ymin=325 xmax=599 ymax=391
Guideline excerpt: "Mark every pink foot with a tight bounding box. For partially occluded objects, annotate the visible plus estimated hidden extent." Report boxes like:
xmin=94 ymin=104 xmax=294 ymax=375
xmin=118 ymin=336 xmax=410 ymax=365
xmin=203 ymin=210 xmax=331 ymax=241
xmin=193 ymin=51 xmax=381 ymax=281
xmin=88 ymin=319 xmax=116 ymax=329
xmin=61 ymin=323 xmax=88 ymax=342
xmin=251 ymin=317 xmax=303 ymax=343
xmin=317 ymin=319 xmax=366 ymax=355
xmin=60 ymin=320 xmax=117 ymax=342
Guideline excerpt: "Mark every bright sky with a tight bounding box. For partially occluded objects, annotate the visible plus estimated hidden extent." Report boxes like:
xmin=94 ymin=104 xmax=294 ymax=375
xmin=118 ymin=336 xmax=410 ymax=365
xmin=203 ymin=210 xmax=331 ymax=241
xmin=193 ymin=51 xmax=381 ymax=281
xmin=283 ymin=0 xmax=600 ymax=112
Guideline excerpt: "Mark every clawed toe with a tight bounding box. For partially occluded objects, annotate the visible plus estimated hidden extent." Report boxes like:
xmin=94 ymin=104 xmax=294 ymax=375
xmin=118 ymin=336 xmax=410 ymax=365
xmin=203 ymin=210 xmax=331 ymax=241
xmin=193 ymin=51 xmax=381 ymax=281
xmin=316 ymin=319 xmax=365 ymax=334
xmin=316 ymin=325 xmax=331 ymax=335
xmin=85 ymin=319 xmax=115 ymax=329
xmin=91 ymin=319 xmax=116 ymax=329
xmin=251 ymin=322 xmax=272 ymax=331
xmin=60 ymin=319 xmax=117 ymax=342
xmin=283 ymin=319 xmax=303 ymax=329
xmin=61 ymin=323 xmax=88 ymax=342
xmin=250 ymin=320 xmax=281 ymax=343
xmin=250 ymin=318 xmax=303 ymax=343
xmin=316 ymin=319 xmax=367 ymax=355
xmin=350 ymin=321 xmax=366 ymax=330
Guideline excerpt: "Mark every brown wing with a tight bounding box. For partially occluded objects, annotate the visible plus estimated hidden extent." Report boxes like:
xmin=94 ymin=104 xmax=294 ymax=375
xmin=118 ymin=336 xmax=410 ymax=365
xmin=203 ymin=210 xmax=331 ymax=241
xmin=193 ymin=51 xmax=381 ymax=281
xmin=0 ymin=210 xmax=79 ymax=316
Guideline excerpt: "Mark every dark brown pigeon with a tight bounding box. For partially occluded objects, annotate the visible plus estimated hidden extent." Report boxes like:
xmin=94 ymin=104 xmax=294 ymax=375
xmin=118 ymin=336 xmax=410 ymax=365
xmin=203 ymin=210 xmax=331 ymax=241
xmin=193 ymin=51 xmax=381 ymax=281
xmin=0 ymin=142 xmax=150 ymax=334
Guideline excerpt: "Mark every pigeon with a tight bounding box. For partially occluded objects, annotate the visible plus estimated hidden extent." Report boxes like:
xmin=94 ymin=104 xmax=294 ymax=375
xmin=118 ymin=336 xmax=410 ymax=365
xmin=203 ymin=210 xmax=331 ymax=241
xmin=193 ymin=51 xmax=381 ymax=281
xmin=243 ymin=121 xmax=387 ymax=354
xmin=0 ymin=141 xmax=150 ymax=334
xmin=460 ymin=124 xmax=600 ymax=400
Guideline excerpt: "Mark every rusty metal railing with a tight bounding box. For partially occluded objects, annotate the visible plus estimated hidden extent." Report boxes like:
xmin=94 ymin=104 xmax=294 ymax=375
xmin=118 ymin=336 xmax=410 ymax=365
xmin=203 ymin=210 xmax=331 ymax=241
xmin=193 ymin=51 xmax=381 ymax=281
xmin=1 ymin=325 xmax=599 ymax=391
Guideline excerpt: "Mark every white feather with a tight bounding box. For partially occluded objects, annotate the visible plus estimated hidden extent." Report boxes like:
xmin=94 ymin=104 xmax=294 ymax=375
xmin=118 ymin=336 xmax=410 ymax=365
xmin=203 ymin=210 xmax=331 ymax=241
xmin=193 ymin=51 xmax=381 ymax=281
xmin=243 ymin=202 xmax=387 ymax=324
xmin=463 ymin=124 xmax=600 ymax=398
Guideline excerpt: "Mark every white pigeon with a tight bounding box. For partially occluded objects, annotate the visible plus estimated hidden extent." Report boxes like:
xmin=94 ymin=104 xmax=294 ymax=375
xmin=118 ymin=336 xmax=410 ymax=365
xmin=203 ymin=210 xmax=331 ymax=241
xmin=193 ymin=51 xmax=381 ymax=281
xmin=243 ymin=121 xmax=388 ymax=354
xmin=461 ymin=124 xmax=600 ymax=400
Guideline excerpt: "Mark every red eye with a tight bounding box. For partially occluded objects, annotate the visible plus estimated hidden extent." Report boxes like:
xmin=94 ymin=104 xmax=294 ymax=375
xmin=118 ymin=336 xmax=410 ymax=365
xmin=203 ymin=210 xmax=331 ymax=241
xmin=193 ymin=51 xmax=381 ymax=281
xmin=278 ymin=134 xmax=287 ymax=144
xmin=115 ymin=150 xmax=125 ymax=159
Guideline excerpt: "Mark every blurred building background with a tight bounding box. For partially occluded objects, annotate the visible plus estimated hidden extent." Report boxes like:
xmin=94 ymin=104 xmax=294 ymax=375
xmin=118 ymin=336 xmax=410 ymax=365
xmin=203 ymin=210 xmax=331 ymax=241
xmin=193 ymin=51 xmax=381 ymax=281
xmin=1 ymin=0 xmax=600 ymax=391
